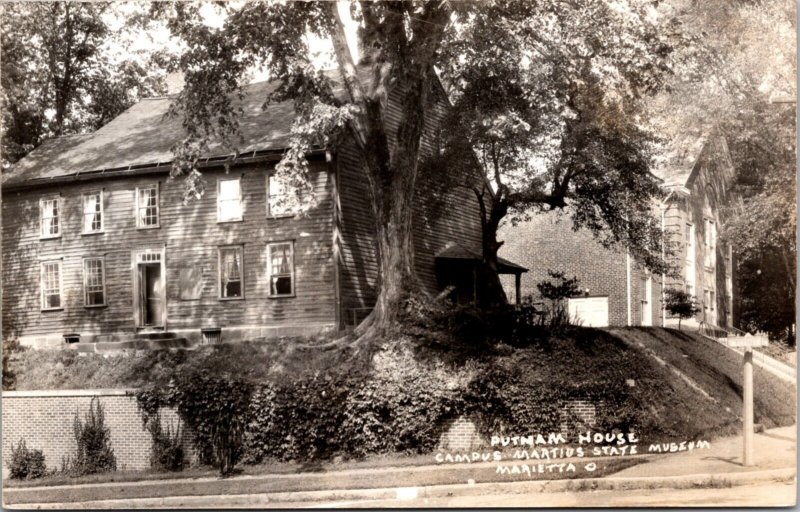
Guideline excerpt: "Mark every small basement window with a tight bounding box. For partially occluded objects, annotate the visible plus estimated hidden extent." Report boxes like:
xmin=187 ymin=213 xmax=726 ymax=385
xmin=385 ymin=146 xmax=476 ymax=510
xmin=267 ymin=241 xmax=294 ymax=297
xmin=83 ymin=257 xmax=106 ymax=306
xmin=41 ymin=260 xmax=63 ymax=310
xmin=219 ymin=246 xmax=244 ymax=299
xmin=82 ymin=191 xmax=104 ymax=233
xmin=40 ymin=196 xmax=61 ymax=238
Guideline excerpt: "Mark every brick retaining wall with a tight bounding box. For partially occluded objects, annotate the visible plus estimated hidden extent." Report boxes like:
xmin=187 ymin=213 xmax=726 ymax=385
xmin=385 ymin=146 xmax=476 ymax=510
xmin=1 ymin=389 xmax=192 ymax=476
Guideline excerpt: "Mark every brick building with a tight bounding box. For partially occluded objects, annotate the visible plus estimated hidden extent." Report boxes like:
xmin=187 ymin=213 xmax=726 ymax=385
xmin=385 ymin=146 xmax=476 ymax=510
xmin=499 ymin=129 xmax=737 ymax=329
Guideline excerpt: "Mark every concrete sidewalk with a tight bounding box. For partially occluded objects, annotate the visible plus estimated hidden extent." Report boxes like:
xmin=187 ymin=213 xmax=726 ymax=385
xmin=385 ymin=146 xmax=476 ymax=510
xmin=4 ymin=426 xmax=796 ymax=508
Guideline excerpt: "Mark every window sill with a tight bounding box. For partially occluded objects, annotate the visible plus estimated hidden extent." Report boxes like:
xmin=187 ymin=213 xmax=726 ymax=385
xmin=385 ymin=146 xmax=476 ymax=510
xmin=84 ymin=304 xmax=108 ymax=309
xmin=217 ymin=219 xmax=244 ymax=224
xmin=267 ymin=213 xmax=296 ymax=220
xmin=219 ymin=296 xmax=245 ymax=301
xmin=39 ymin=235 xmax=62 ymax=241
xmin=269 ymin=294 xmax=296 ymax=299
xmin=82 ymin=230 xmax=105 ymax=236
xmin=41 ymin=308 xmax=64 ymax=312
xmin=136 ymin=225 xmax=160 ymax=230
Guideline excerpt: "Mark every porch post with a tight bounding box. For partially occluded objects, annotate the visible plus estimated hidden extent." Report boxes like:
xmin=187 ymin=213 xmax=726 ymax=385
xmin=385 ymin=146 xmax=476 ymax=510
xmin=515 ymin=273 xmax=521 ymax=306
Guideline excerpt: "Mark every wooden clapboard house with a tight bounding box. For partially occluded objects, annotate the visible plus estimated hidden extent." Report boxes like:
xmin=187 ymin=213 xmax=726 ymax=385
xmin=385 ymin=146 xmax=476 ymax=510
xmin=2 ymin=70 xmax=526 ymax=348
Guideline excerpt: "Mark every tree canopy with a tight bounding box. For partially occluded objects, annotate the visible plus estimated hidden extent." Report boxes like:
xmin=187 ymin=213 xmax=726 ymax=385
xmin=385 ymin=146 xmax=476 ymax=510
xmin=0 ymin=2 xmax=168 ymax=170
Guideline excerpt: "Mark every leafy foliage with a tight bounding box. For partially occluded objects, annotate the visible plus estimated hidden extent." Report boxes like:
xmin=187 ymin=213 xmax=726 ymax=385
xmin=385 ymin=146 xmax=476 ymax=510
xmin=8 ymin=439 xmax=47 ymax=480
xmin=536 ymin=270 xmax=582 ymax=327
xmin=145 ymin=414 xmax=185 ymax=472
xmin=0 ymin=2 xmax=167 ymax=170
xmin=663 ymin=288 xmax=701 ymax=330
xmin=63 ymin=398 xmax=117 ymax=476
xmin=137 ymin=370 xmax=254 ymax=476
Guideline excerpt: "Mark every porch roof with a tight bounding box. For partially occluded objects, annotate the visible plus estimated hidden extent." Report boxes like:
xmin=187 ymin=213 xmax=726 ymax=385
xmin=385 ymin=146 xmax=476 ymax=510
xmin=435 ymin=242 xmax=528 ymax=275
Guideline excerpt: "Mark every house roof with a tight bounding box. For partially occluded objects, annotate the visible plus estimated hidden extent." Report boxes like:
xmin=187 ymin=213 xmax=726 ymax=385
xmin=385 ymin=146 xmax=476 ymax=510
xmin=436 ymin=242 xmax=528 ymax=274
xmin=3 ymin=68 xmax=350 ymax=187
xmin=651 ymin=128 xmax=710 ymax=188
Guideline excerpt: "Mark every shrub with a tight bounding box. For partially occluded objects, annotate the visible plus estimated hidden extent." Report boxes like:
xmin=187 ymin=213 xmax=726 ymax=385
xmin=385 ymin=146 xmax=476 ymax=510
xmin=138 ymin=369 xmax=253 ymax=476
xmin=146 ymin=413 xmax=185 ymax=472
xmin=7 ymin=439 xmax=47 ymax=480
xmin=663 ymin=288 xmax=701 ymax=329
xmin=64 ymin=398 xmax=117 ymax=476
xmin=536 ymin=270 xmax=582 ymax=327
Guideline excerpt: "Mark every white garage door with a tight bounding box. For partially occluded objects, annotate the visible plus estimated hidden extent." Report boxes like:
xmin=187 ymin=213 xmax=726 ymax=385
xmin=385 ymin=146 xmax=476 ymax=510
xmin=568 ymin=297 xmax=609 ymax=327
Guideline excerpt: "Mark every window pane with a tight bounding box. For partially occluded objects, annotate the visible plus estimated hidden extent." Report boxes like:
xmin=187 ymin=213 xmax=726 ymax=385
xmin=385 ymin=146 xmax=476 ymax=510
xmin=42 ymin=263 xmax=61 ymax=308
xmin=220 ymin=248 xmax=242 ymax=298
xmin=41 ymin=199 xmax=60 ymax=236
xmin=138 ymin=187 xmax=159 ymax=226
xmin=271 ymin=276 xmax=292 ymax=295
xmin=268 ymin=243 xmax=293 ymax=296
xmin=84 ymin=259 xmax=105 ymax=305
xmin=219 ymin=179 xmax=242 ymax=221
xmin=269 ymin=174 xmax=293 ymax=216
xmin=84 ymin=193 xmax=102 ymax=232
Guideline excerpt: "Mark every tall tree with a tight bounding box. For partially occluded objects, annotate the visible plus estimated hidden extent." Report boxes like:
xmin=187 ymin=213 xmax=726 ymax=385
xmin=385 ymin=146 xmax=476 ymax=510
xmin=159 ymin=1 xmax=693 ymax=335
xmin=0 ymin=2 xmax=167 ymax=169
xmin=648 ymin=0 xmax=796 ymax=342
xmin=435 ymin=0 xmax=686 ymax=306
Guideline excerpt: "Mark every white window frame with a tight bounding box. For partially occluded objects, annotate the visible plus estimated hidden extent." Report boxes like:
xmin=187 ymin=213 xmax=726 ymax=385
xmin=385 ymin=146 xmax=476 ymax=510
xmin=135 ymin=184 xmax=160 ymax=229
xmin=267 ymin=241 xmax=295 ymax=298
xmin=40 ymin=260 xmax=63 ymax=311
xmin=218 ymin=245 xmax=245 ymax=300
xmin=39 ymin=196 xmax=62 ymax=239
xmin=81 ymin=190 xmax=104 ymax=234
xmin=217 ymin=176 xmax=243 ymax=222
xmin=266 ymin=173 xmax=296 ymax=218
xmin=83 ymin=256 xmax=107 ymax=307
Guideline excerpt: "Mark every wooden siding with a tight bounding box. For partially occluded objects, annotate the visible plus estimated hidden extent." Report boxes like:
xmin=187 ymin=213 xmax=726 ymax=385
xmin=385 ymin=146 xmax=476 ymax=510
xmin=2 ymin=159 xmax=336 ymax=342
xmin=335 ymin=83 xmax=484 ymax=327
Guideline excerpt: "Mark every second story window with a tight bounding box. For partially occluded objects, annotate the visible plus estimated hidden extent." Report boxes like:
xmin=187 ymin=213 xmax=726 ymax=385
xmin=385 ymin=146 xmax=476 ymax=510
xmin=704 ymin=218 xmax=716 ymax=268
xmin=267 ymin=173 xmax=293 ymax=217
xmin=41 ymin=260 xmax=63 ymax=310
xmin=40 ymin=197 xmax=61 ymax=238
xmin=136 ymin=185 xmax=159 ymax=228
xmin=82 ymin=191 xmax=104 ymax=233
xmin=218 ymin=177 xmax=242 ymax=222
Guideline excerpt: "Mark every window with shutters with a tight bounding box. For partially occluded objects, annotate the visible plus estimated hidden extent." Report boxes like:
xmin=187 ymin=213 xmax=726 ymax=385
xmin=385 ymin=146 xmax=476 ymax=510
xmin=267 ymin=241 xmax=294 ymax=297
xmin=40 ymin=196 xmax=61 ymax=238
xmin=41 ymin=261 xmax=63 ymax=310
xmin=218 ymin=246 xmax=244 ymax=299
xmin=82 ymin=191 xmax=104 ymax=234
xmin=218 ymin=177 xmax=243 ymax=222
xmin=83 ymin=257 xmax=106 ymax=306
xmin=136 ymin=184 xmax=160 ymax=228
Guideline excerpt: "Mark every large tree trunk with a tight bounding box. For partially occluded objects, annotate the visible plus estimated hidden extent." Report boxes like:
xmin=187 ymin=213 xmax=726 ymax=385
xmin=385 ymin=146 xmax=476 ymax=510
xmin=476 ymin=190 xmax=509 ymax=308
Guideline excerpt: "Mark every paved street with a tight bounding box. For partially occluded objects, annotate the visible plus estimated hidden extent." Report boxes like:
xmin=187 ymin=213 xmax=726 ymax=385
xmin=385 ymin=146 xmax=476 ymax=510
xmin=301 ymin=481 xmax=796 ymax=508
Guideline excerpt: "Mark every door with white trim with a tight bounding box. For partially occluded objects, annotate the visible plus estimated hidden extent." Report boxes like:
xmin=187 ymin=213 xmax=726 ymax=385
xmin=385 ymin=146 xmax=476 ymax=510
xmin=132 ymin=248 xmax=166 ymax=329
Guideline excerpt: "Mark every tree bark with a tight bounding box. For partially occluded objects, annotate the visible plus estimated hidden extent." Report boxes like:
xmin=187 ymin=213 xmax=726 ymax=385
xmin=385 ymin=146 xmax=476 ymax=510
xmin=476 ymin=188 xmax=509 ymax=308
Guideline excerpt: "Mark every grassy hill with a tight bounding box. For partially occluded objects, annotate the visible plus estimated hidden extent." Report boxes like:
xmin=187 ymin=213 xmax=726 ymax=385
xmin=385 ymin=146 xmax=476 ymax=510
xmin=607 ymin=327 xmax=796 ymax=430
xmin=5 ymin=326 xmax=795 ymax=448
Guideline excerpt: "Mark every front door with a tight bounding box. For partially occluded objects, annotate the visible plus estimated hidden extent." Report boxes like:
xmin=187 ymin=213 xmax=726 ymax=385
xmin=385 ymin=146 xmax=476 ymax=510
xmin=133 ymin=249 xmax=166 ymax=329
xmin=141 ymin=264 xmax=163 ymax=326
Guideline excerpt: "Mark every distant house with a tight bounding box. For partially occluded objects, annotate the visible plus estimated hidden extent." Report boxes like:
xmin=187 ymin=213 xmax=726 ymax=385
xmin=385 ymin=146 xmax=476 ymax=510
xmin=2 ymin=70 xmax=526 ymax=348
xmin=499 ymin=130 xmax=738 ymax=329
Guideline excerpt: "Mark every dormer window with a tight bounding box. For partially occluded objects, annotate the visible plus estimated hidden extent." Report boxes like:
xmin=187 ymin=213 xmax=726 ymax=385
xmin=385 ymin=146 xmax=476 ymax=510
xmin=39 ymin=196 xmax=61 ymax=238
xmin=82 ymin=191 xmax=104 ymax=234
